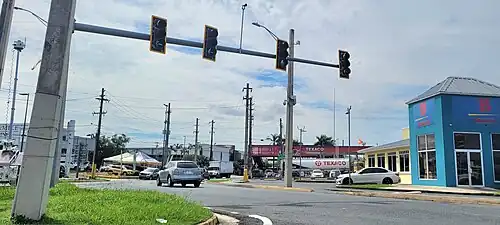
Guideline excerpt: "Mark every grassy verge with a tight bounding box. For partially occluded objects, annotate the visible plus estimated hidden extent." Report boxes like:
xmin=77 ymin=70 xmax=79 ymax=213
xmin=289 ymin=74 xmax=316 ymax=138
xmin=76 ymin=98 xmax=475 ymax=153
xmin=0 ymin=183 xmax=212 ymax=225
xmin=340 ymin=184 xmax=392 ymax=189
xmin=206 ymin=178 xmax=231 ymax=183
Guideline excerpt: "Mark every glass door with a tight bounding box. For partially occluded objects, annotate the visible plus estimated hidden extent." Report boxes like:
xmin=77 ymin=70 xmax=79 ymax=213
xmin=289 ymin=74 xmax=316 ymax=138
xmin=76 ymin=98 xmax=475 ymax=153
xmin=469 ymin=152 xmax=483 ymax=186
xmin=455 ymin=151 xmax=483 ymax=186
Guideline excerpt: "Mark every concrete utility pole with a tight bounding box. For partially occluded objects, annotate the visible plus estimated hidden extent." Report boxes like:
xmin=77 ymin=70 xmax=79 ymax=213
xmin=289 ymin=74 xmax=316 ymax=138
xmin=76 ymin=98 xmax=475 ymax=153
xmin=8 ymin=40 xmax=26 ymax=140
xmin=209 ymin=120 xmax=215 ymax=161
xmin=279 ymin=118 xmax=284 ymax=177
xmin=91 ymin=88 xmax=108 ymax=178
xmin=284 ymin=29 xmax=296 ymax=187
xmin=248 ymin=97 xmax=254 ymax=175
xmin=12 ymin=0 xmax=77 ymax=220
xmin=0 ymin=0 xmax=15 ymax=90
xmin=194 ymin=118 xmax=199 ymax=162
xmin=346 ymin=106 xmax=352 ymax=183
xmin=162 ymin=103 xmax=171 ymax=166
xmin=298 ymin=126 xmax=306 ymax=179
xmin=242 ymin=83 xmax=252 ymax=182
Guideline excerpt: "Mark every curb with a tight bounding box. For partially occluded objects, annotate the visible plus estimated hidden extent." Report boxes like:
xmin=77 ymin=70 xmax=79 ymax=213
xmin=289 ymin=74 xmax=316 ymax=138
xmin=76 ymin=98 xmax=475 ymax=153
xmin=333 ymin=186 xmax=500 ymax=197
xmin=214 ymin=182 xmax=314 ymax=192
xmin=295 ymin=179 xmax=336 ymax=183
xmin=197 ymin=214 xmax=218 ymax=225
xmin=326 ymin=188 xmax=500 ymax=205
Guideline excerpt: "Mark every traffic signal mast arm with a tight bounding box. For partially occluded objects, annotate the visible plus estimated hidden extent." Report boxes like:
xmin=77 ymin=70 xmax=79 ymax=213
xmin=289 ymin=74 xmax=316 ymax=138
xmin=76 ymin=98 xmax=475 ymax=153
xmin=74 ymin=22 xmax=340 ymax=69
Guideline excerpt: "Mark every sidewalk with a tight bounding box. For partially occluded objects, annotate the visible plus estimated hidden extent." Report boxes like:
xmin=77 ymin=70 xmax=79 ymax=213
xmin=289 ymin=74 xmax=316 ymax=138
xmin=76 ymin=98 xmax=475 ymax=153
xmin=335 ymin=184 xmax=500 ymax=196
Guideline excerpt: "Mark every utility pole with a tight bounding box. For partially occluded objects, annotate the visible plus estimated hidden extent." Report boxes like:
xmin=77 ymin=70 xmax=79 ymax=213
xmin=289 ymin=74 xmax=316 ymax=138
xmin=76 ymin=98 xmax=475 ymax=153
xmin=75 ymin=142 xmax=83 ymax=179
xmin=183 ymin=135 xmax=187 ymax=155
xmin=242 ymin=83 xmax=252 ymax=182
xmin=8 ymin=40 xmax=26 ymax=140
xmin=0 ymin=0 xmax=15 ymax=90
xmin=298 ymin=126 xmax=306 ymax=179
xmin=279 ymin=118 xmax=284 ymax=178
xmin=248 ymin=97 xmax=254 ymax=176
xmin=91 ymin=88 xmax=108 ymax=178
xmin=194 ymin=118 xmax=199 ymax=162
xmin=346 ymin=106 xmax=352 ymax=184
xmin=209 ymin=120 xmax=215 ymax=161
xmin=284 ymin=29 xmax=296 ymax=187
xmin=12 ymin=0 xmax=76 ymax=220
xmin=162 ymin=103 xmax=171 ymax=166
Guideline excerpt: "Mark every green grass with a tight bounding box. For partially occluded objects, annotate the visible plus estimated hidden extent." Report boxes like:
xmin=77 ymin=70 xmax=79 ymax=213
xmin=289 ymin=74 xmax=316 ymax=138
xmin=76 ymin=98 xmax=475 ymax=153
xmin=341 ymin=184 xmax=392 ymax=189
xmin=0 ymin=183 xmax=212 ymax=225
xmin=206 ymin=178 xmax=231 ymax=183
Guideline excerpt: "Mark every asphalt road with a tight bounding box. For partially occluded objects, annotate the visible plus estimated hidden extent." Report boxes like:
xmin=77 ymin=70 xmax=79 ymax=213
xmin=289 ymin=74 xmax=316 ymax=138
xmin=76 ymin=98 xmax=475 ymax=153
xmin=76 ymin=180 xmax=500 ymax=225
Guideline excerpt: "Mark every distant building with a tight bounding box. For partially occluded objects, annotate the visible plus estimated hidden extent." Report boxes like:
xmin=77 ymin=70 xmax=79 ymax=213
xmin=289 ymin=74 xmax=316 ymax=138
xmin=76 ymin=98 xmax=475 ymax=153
xmin=125 ymin=144 xmax=237 ymax=162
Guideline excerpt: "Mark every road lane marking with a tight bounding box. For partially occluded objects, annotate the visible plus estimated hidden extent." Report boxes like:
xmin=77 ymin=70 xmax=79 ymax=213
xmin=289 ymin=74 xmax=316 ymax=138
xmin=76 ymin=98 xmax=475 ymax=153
xmin=249 ymin=214 xmax=273 ymax=225
xmin=230 ymin=211 xmax=239 ymax=214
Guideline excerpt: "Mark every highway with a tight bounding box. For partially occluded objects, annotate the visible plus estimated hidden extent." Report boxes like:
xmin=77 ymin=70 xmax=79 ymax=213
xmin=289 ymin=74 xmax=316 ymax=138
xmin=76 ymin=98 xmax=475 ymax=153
xmin=76 ymin=179 xmax=500 ymax=225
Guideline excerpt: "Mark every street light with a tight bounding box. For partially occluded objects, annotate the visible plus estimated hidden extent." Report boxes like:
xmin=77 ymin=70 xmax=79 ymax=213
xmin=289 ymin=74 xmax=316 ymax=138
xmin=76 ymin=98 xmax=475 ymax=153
xmin=251 ymin=22 xmax=279 ymax=41
xmin=19 ymin=93 xmax=29 ymax=152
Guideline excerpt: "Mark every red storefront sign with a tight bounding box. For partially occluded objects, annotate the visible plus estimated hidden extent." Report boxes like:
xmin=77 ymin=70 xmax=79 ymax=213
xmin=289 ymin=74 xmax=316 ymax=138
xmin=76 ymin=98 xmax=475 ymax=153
xmin=251 ymin=145 xmax=369 ymax=157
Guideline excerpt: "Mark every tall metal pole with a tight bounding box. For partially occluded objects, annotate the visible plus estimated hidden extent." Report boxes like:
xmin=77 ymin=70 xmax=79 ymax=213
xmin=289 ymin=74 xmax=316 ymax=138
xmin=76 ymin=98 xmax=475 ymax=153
xmin=298 ymin=126 xmax=306 ymax=179
xmin=8 ymin=41 xmax=25 ymax=140
xmin=239 ymin=3 xmax=247 ymax=53
xmin=333 ymin=88 xmax=336 ymax=145
xmin=346 ymin=106 xmax=352 ymax=183
xmin=19 ymin=93 xmax=29 ymax=152
xmin=194 ymin=118 xmax=199 ymax=162
xmin=12 ymin=0 xmax=76 ymax=219
xmin=209 ymin=120 xmax=215 ymax=160
xmin=279 ymin=118 xmax=283 ymax=178
xmin=162 ymin=104 xmax=168 ymax=166
xmin=284 ymin=29 xmax=295 ymax=187
xmin=248 ymin=97 xmax=254 ymax=175
xmin=0 ymin=0 xmax=15 ymax=90
xmin=164 ymin=103 xmax=171 ymax=165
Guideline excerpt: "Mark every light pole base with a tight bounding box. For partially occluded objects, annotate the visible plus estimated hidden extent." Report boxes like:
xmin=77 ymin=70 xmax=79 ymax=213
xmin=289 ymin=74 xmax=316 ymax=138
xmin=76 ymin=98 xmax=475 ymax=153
xmin=90 ymin=164 xmax=96 ymax=179
xmin=243 ymin=168 xmax=249 ymax=182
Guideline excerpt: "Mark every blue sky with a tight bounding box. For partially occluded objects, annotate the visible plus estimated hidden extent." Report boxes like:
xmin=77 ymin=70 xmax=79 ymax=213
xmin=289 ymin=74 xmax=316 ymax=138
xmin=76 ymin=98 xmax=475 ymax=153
xmin=2 ymin=0 xmax=500 ymax=149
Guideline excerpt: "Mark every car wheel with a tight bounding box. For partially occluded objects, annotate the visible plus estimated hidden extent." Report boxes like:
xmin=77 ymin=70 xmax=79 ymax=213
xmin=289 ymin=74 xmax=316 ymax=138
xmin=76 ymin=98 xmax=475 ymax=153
xmin=194 ymin=181 xmax=201 ymax=188
xmin=342 ymin=178 xmax=353 ymax=185
xmin=156 ymin=177 xmax=162 ymax=187
xmin=167 ymin=176 xmax=174 ymax=187
xmin=382 ymin=177 xmax=393 ymax=184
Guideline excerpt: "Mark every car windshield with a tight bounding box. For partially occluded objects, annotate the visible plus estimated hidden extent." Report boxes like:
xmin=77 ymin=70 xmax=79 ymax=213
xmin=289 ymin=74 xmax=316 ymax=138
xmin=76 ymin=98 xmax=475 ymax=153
xmin=207 ymin=167 xmax=219 ymax=170
xmin=313 ymin=170 xmax=322 ymax=173
xmin=177 ymin=162 xmax=198 ymax=168
xmin=144 ymin=168 xmax=156 ymax=172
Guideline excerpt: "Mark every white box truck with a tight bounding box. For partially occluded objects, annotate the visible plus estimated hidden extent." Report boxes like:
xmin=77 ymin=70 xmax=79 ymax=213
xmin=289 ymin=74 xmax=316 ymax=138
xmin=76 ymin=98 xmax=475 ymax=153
xmin=207 ymin=161 xmax=233 ymax=178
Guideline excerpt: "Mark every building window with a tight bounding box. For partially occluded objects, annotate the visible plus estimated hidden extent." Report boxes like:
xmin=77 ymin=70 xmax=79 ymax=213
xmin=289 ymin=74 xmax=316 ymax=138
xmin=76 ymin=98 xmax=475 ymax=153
xmin=417 ymin=134 xmax=436 ymax=179
xmin=62 ymin=136 xmax=67 ymax=141
xmin=388 ymin=152 xmax=397 ymax=172
xmin=61 ymin=148 xmax=67 ymax=154
xmin=492 ymin=134 xmax=500 ymax=182
xmin=367 ymin=154 xmax=375 ymax=167
xmin=399 ymin=151 xmax=410 ymax=172
xmin=377 ymin=154 xmax=385 ymax=168
xmin=454 ymin=133 xmax=481 ymax=150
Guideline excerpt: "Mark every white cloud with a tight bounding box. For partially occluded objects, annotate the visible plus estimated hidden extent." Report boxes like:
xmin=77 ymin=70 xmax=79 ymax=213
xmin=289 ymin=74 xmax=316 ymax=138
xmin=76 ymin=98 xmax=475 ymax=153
xmin=1 ymin=0 xmax=499 ymax=149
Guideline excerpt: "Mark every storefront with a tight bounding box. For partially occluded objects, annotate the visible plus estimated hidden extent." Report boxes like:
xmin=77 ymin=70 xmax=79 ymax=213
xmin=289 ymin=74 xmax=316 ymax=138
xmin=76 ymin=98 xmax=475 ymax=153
xmin=358 ymin=128 xmax=411 ymax=184
xmin=407 ymin=76 xmax=500 ymax=188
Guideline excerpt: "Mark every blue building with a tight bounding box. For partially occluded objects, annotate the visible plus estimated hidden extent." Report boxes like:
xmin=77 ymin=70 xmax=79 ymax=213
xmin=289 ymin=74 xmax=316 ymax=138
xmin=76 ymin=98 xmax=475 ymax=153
xmin=406 ymin=77 xmax=500 ymax=188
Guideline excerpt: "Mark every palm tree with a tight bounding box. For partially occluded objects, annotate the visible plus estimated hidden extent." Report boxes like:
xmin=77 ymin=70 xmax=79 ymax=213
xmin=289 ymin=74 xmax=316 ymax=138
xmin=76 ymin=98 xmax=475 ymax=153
xmin=314 ymin=134 xmax=335 ymax=146
xmin=293 ymin=139 xmax=302 ymax=146
xmin=266 ymin=133 xmax=282 ymax=145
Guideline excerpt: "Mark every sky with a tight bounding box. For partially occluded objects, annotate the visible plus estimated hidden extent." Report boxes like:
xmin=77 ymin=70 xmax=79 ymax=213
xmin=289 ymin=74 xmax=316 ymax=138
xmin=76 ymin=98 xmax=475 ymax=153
xmin=1 ymin=0 xmax=500 ymax=150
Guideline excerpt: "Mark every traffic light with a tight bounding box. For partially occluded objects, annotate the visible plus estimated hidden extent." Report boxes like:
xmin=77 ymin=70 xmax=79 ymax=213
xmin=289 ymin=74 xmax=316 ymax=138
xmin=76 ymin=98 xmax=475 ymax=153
xmin=149 ymin=15 xmax=167 ymax=54
xmin=275 ymin=39 xmax=289 ymax=71
xmin=202 ymin=25 xmax=218 ymax=62
xmin=339 ymin=50 xmax=351 ymax=79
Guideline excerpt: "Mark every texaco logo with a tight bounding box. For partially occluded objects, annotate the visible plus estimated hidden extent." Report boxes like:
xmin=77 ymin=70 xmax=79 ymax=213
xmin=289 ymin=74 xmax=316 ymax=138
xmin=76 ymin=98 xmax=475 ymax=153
xmin=314 ymin=161 xmax=322 ymax=167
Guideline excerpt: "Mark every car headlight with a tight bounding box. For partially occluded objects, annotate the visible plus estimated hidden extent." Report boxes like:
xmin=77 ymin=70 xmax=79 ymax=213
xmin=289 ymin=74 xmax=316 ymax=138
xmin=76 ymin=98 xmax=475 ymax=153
xmin=173 ymin=169 xmax=180 ymax=175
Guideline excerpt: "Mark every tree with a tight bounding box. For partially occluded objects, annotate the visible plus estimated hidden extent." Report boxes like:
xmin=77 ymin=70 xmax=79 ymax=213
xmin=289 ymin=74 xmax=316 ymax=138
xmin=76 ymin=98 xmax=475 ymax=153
xmin=293 ymin=139 xmax=302 ymax=146
xmin=266 ymin=133 xmax=282 ymax=145
xmin=94 ymin=134 xmax=130 ymax=167
xmin=314 ymin=134 xmax=335 ymax=146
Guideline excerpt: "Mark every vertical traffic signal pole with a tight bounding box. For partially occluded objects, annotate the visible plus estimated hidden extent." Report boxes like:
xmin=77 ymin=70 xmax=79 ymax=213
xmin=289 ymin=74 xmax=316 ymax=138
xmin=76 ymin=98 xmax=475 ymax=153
xmin=12 ymin=0 xmax=77 ymax=220
xmin=284 ymin=29 xmax=295 ymax=187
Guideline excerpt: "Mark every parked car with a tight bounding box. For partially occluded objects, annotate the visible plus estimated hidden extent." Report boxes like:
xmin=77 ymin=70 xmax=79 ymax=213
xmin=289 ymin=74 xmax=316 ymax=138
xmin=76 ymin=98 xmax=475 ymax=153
xmin=139 ymin=167 xmax=160 ymax=180
xmin=336 ymin=167 xmax=400 ymax=185
xmin=329 ymin=169 xmax=341 ymax=179
xmin=310 ymin=169 xmax=324 ymax=179
xmin=109 ymin=165 xmax=138 ymax=176
xmin=157 ymin=161 xmax=203 ymax=188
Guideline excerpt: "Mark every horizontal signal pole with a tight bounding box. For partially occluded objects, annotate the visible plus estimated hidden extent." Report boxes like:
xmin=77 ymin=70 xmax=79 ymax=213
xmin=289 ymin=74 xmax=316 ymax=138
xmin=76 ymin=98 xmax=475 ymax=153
xmin=73 ymin=22 xmax=339 ymax=68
